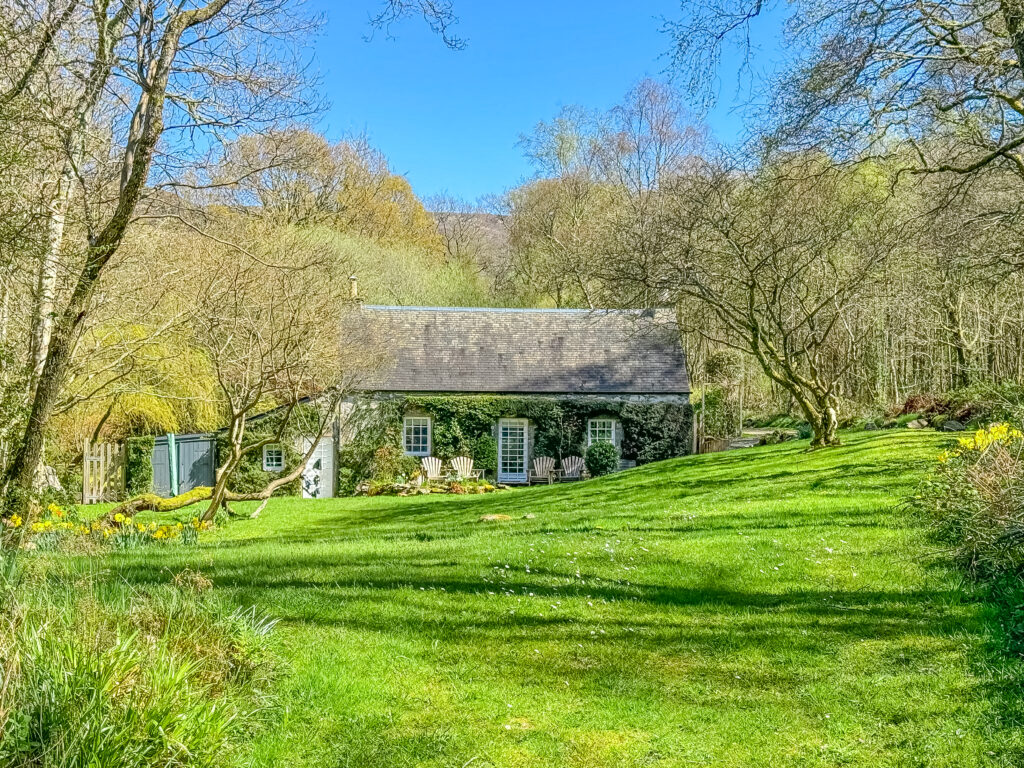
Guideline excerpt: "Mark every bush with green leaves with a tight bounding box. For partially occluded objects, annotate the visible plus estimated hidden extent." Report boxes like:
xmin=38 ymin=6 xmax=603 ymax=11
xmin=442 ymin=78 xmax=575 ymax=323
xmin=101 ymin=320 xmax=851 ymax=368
xmin=915 ymin=423 xmax=1024 ymax=578
xmin=585 ymin=441 xmax=620 ymax=477
xmin=124 ymin=436 xmax=156 ymax=496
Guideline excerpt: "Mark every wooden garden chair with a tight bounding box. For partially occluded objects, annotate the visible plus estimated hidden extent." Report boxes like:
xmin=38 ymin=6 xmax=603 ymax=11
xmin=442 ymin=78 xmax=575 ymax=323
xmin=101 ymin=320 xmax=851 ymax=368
xmin=560 ymin=455 xmax=585 ymax=481
xmin=451 ymin=456 xmax=482 ymax=481
xmin=529 ymin=456 xmax=556 ymax=484
xmin=421 ymin=456 xmax=444 ymax=484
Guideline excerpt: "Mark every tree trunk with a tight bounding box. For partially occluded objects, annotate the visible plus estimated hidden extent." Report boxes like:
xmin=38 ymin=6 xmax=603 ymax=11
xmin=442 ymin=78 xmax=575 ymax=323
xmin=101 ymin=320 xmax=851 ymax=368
xmin=29 ymin=164 xmax=72 ymax=390
xmin=810 ymin=402 xmax=840 ymax=448
xmin=0 ymin=247 xmax=107 ymax=516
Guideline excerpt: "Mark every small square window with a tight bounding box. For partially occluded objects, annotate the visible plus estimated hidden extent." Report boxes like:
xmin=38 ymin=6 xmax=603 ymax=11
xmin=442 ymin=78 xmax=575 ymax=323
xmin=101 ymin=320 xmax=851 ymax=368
xmin=263 ymin=445 xmax=284 ymax=472
xmin=588 ymin=418 xmax=615 ymax=446
xmin=403 ymin=416 xmax=431 ymax=456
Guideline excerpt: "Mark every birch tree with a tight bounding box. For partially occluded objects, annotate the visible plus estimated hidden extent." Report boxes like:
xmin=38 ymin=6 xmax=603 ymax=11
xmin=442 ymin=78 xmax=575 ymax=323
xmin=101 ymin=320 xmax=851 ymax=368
xmin=0 ymin=0 xmax=462 ymax=521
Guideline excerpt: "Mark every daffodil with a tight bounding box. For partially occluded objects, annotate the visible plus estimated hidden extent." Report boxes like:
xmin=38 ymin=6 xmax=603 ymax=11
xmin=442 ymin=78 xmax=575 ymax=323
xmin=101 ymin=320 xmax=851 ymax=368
xmin=5 ymin=514 xmax=22 ymax=528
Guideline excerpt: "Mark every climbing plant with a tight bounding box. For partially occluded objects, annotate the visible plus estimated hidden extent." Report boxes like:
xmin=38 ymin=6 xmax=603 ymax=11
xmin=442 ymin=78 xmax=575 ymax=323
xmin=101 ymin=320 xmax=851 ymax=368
xmin=336 ymin=395 xmax=692 ymax=493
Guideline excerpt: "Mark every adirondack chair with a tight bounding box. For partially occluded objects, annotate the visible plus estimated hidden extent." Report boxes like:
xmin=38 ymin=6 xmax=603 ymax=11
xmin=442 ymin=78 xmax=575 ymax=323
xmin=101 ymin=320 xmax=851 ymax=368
xmin=421 ymin=456 xmax=444 ymax=484
xmin=451 ymin=456 xmax=482 ymax=481
xmin=530 ymin=456 xmax=556 ymax=484
xmin=560 ymin=455 xmax=585 ymax=481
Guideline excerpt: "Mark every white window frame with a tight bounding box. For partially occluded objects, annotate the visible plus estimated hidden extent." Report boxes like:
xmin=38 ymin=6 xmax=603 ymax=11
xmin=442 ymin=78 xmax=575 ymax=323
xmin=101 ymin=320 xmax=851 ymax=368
xmin=403 ymin=416 xmax=432 ymax=457
xmin=588 ymin=418 xmax=616 ymax=447
xmin=262 ymin=445 xmax=284 ymax=472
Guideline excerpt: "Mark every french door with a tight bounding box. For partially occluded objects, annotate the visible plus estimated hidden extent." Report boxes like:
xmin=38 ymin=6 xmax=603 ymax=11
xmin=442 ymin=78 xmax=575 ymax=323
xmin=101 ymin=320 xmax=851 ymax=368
xmin=498 ymin=419 xmax=528 ymax=484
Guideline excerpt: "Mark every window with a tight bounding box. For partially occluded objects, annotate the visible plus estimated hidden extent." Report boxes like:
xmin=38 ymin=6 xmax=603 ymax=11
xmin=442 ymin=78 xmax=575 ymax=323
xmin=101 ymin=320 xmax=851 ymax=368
xmin=588 ymin=418 xmax=615 ymax=446
xmin=403 ymin=416 xmax=431 ymax=456
xmin=262 ymin=445 xmax=284 ymax=472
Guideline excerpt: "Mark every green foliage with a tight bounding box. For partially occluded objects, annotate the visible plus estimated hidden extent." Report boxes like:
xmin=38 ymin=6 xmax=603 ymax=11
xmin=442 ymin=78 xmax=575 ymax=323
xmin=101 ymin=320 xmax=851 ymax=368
xmin=125 ymin=436 xmax=156 ymax=496
xmin=0 ymin=567 xmax=278 ymax=768
xmin=585 ymin=441 xmax=619 ymax=477
xmin=337 ymin=400 xmax=405 ymax=494
xmin=696 ymin=385 xmax=739 ymax=439
xmin=469 ymin=434 xmax=498 ymax=473
xmin=215 ymin=406 xmax=322 ymax=496
xmin=336 ymin=395 xmax=692 ymax=493
xmin=61 ymin=430 xmax=1024 ymax=766
xmin=915 ymin=423 xmax=1024 ymax=578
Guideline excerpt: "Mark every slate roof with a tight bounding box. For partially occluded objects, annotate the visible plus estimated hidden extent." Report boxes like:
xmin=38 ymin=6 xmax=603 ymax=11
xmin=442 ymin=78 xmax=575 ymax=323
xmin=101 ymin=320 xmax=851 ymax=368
xmin=360 ymin=306 xmax=690 ymax=395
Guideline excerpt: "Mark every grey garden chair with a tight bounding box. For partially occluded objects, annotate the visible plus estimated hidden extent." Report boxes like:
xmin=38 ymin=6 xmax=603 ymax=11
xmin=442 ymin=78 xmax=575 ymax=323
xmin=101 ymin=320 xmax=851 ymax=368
xmin=560 ymin=455 xmax=585 ymax=480
xmin=529 ymin=456 xmax=556 ymax=484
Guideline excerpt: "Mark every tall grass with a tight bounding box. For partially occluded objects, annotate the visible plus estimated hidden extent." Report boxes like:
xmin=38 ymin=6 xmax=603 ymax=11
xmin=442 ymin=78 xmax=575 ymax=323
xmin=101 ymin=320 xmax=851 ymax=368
xmin=0 ymin=560 xmax=278 ymax=768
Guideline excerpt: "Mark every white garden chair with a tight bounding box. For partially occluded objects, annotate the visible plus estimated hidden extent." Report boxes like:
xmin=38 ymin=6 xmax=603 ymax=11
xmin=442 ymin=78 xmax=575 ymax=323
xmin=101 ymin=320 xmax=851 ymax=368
xmin=421 ymin=456 xmax=444 ymax=484
xmin=451 ymin=456 xmax=482 ymax=481
xmin=560 ymin=455 xmax=585 ymax=481
xmin=529 ymin=456 xmax=556 ymax=484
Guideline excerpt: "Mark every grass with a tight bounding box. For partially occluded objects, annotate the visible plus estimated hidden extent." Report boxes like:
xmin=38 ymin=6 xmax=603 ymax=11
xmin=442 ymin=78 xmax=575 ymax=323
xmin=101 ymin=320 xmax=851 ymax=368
xmin=75 ymin=431 xmax=1023 ymax=766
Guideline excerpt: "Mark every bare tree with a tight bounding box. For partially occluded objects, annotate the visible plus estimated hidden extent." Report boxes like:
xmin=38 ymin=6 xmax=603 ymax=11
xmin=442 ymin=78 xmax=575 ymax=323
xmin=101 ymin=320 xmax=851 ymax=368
xmin=668 ymin=0 xmax=1024 ymax=186
xmin=634 ymin=154 xmax=906 ymax=446
xmin=106 ymin=220 xmax=382 ymax=521
xmin=0 ymin=0 xmax=463 ymax=521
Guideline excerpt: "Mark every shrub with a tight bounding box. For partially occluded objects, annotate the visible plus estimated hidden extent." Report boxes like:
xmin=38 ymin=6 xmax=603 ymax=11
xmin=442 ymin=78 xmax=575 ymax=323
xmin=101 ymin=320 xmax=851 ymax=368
xmin=125 ymin=436 xmax=156 ymax=496
xmin=469 ymin=434 xmax=498 ymax=474
xmin=915 ymin=423 xmax=1024 ymax=577
xmin=585 ymin=441 xmax=619 ymax=477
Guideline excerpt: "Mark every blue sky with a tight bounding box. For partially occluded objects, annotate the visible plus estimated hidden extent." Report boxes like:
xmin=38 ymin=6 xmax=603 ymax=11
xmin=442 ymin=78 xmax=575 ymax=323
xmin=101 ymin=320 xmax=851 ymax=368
xmin=307 ymin=1 xmax=785 ymax=201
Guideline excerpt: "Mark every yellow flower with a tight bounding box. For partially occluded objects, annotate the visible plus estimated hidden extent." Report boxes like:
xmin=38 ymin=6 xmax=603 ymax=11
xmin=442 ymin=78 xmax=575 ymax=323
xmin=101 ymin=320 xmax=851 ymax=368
xmin=6 ymin=514 xmax=22 ymax=528
xmin=113 ymin=513 xmax=125 ymax=524
xmin=47 ymin=503 xmax=63 ymax=518
xmin=136 ymin=523 xmax=146 ymax=532
xmin=103 ymin=528 xmax=112 ymax=538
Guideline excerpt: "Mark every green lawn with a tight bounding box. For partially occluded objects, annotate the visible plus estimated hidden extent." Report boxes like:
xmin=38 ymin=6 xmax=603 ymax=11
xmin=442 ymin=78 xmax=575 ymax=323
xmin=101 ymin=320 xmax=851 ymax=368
xmin=97 ymin=431 xmax=1023 ymax=767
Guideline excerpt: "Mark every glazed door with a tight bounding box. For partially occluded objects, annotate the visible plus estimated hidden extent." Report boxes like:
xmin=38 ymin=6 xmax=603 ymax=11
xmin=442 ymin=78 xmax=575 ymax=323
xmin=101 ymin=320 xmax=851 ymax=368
xmin=498 ymin=419 xmax=528 ymax=484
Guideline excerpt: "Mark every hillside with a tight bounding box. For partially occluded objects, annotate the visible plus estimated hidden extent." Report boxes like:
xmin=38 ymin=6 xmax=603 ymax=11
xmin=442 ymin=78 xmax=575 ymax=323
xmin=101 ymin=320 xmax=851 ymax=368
xmin=102 ymin=431 xmax=1024 ymax=767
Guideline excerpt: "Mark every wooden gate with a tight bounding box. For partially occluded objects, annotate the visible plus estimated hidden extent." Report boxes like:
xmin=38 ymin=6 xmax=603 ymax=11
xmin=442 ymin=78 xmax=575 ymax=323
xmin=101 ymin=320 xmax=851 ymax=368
xmin=82 ymin=439 xmax=125 ymax=504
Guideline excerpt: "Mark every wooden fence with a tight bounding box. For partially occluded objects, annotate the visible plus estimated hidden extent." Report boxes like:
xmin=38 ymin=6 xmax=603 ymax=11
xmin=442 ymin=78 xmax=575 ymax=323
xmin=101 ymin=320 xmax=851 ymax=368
xmin=82 ymin=439 xmax=125 ymax=504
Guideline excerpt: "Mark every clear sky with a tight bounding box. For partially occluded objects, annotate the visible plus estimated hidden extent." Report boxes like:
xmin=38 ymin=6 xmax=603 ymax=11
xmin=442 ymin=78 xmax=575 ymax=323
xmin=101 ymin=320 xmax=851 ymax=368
xmin=306 ymin=1 xmax=785 ymax=201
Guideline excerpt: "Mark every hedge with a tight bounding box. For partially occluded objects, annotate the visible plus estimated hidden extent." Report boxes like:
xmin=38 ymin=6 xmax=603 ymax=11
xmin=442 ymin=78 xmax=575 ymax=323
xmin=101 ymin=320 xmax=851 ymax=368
xmin=124 ymin=436 xmax=156 ymax=496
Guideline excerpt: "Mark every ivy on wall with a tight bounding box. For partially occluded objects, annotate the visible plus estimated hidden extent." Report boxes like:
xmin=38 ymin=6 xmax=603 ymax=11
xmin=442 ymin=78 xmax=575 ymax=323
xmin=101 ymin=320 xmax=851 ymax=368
xmin=213 ymin=406 xmax=322 ymax=496
xmin=337 ymin=395 xmax=692 ymax=494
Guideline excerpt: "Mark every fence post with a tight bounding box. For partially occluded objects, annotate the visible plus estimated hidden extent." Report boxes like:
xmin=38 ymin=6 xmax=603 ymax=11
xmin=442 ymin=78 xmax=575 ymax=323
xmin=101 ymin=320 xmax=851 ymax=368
xmin=83 ymin=438 xmax=89 ymax=504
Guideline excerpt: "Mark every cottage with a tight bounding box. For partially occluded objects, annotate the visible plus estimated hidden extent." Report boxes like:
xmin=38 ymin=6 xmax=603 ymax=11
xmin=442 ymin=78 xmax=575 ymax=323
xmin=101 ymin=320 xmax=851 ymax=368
xmin=298 ymin=306 xmax=693 ymax=493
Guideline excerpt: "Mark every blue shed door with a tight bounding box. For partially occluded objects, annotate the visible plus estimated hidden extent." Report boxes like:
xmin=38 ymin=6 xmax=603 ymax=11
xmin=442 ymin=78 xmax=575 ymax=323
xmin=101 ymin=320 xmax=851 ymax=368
xmin=151 ymin=434 xmax=216 ymax=497
xmin=177 ymin=435 xmax=215 ymax=493
xmin=152 ymin=437 xmax=172 ymax=496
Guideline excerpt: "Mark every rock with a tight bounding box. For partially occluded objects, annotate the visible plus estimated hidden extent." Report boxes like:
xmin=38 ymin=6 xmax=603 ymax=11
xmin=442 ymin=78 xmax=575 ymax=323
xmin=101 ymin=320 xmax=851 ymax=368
xmin=906 ymin=419 xmax=929 ymax=429
xmin=942 ymin=420 xmax=966 ymax=432
xmin=523 ymin=513 xmax=536 ymax=519
xmin=864 ymin=422 xmax=880 ymax=431
xmin=478 ymin=514 xmax=512 ymax=522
